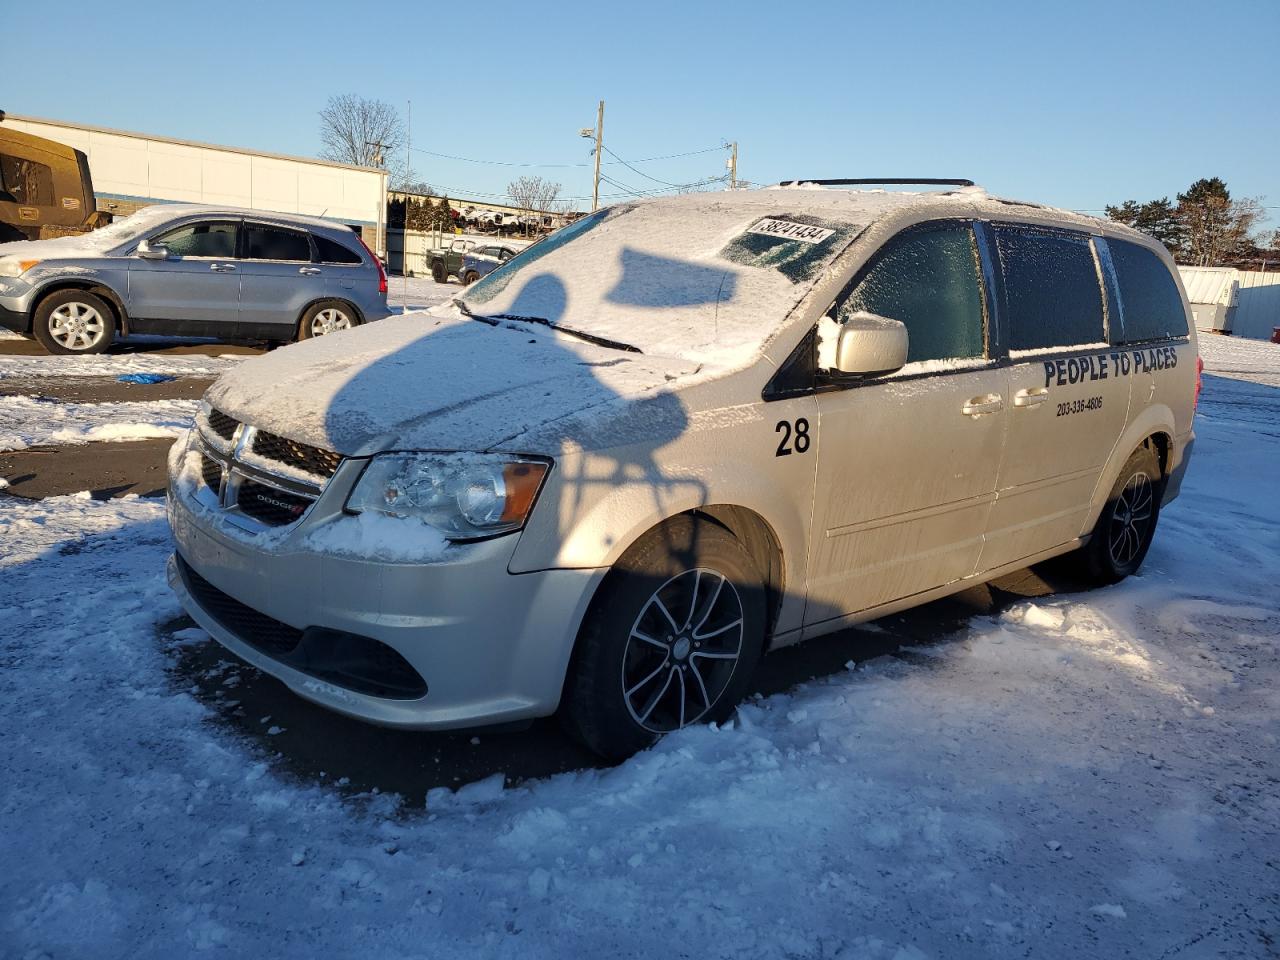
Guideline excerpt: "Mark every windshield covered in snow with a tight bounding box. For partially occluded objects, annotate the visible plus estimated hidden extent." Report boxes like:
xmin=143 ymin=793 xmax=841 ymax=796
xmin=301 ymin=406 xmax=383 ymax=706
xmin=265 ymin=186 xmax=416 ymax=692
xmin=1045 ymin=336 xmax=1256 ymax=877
xmin=0 ymin=204 xmax=183 ymax=258
xmin=453 ymin=192 xmax=888 ymax=367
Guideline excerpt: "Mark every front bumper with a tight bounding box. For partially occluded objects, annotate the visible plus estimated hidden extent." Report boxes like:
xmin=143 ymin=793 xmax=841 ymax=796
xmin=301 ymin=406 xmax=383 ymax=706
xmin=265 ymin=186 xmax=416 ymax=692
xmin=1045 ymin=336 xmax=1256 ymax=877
xmin=167 ymin=467 xmax=605 ymax=730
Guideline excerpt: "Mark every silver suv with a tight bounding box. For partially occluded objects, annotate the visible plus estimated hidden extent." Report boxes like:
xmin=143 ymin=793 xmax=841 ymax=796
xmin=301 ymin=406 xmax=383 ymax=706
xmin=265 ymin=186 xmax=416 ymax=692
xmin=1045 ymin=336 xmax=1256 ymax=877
xmin=166 ymin=183 xmax=1198 ymax=759
xmin=0 ymin=204 xmax=390 ymax=354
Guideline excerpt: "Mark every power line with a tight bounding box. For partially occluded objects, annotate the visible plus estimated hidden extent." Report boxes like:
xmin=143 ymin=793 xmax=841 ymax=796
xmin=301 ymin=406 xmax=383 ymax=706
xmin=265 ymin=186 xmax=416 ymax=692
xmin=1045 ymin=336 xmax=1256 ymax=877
xmin=407 ymin=142 xmax=729 ymax=170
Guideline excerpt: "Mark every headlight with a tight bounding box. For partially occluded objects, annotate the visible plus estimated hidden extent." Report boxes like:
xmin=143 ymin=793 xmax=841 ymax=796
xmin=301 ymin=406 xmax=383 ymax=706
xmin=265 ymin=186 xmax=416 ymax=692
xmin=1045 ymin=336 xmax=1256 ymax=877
xmin=346 ymin=453 xmax=549 ymax=540
xmin=0 ymin=258 xmax=41 ymax=278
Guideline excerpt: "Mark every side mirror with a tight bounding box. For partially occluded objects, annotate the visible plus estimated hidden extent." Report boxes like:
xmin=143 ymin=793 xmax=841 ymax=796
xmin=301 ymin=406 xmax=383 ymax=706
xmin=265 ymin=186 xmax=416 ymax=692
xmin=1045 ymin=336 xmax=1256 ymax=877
xmin=136 ymin=239 xmax=172 ymax=260
xmin=833 ymin=311 xmax=909 ymax=376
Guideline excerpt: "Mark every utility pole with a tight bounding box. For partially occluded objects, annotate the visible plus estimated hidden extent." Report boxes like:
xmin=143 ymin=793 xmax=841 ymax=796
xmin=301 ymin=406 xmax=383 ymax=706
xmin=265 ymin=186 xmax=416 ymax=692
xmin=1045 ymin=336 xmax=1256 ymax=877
xmin=404 ymin=99 xmax=411 ymax=301
xmin=729 ymin=141 xmax=738 ymax=190
xmin=592 ymin=100 xmax=605 ymax=212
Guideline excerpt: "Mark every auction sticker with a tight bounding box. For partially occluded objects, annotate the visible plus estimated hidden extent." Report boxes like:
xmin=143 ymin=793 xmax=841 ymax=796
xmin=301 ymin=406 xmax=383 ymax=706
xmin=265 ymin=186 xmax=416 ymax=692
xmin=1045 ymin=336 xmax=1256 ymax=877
xmin=748 ymin=218 xmax=835 ymax=245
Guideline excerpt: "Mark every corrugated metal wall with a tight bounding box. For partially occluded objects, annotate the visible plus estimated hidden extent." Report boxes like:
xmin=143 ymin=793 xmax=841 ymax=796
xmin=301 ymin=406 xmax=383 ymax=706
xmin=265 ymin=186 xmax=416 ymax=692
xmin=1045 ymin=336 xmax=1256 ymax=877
xmin=1234 ymin=271 xmax=1280 ymax=340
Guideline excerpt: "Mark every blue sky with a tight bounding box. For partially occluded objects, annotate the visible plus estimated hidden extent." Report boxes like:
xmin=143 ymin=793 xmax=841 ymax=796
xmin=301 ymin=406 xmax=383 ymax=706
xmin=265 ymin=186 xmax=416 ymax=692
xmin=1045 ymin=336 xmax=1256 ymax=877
xmin=6 ymin=0 xmax=1278 ymax=226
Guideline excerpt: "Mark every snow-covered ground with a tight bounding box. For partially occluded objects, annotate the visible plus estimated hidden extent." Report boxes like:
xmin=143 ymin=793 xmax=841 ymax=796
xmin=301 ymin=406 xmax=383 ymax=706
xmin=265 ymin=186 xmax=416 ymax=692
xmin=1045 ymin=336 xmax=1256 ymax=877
xmin=1 ymin=337 xmax=1278 ymax=958
xmin=0 ymin=396 xmax=198 ymax=451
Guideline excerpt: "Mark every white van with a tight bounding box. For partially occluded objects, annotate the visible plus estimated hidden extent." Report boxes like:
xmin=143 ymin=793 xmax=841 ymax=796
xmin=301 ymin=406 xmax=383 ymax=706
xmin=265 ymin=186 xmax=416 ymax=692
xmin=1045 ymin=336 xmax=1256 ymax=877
xmin=167 ymin=182 xmax=1199 ymax=758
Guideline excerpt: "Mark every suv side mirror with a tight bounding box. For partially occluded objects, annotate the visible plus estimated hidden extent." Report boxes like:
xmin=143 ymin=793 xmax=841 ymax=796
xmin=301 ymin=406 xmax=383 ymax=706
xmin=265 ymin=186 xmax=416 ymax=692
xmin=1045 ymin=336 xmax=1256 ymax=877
xmin=833 ymin=312 xmax=909 ymax=376
xmin=136 ymin=239 xmax=172 ymax=260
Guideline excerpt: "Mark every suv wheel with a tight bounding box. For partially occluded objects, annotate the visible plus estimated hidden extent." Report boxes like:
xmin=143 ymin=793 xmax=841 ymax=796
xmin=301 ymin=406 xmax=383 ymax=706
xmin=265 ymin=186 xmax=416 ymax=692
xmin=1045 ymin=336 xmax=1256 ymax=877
xmin=1070 ymin=443 xmax=1162 ymax=585
xmin=298 ymin=301 xmax=358 ymax=341
xmin=431 ymin=260 xmax=447 ymax=284
xmin=562 ymin=517 xmax=766 ymax=760
xmin=33 ymin=290 xmax=116 ymax=355
xmin=464 ymin=270 xmax=480 ymax=285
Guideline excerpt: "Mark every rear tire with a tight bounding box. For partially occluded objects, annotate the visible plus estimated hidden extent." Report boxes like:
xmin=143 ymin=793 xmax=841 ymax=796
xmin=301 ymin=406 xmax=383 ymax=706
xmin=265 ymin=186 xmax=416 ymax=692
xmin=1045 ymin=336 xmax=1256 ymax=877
xmin=463 ymin=271 xmax=480 ymax=285
xmin=431 ymin=261 xmax=447 ymax=284
xmin=1067 ymin=443 xmax=1162 ymax=585
xmin=297 ymin=300 xmax=359 ymax=341
xmin=32 ymin=289 xmax=116 ymax=355
xmin=562 ymin=517 xmax=767 ymax=760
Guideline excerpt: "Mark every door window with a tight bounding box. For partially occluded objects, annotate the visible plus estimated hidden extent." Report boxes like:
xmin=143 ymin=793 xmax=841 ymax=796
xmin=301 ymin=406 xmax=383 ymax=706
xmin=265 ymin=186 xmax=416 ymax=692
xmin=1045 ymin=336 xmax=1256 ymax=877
xmin=0 ymin=154 xmax=54 ymax=206
xmin=1108 ymin=239 xmax=1188 ymax=342
xmin=155 ymin=221 xmax=238 ymax=258
xmin=835 ymin=223 xmax=986 ymax=364
xmin=243 ymin=225 xmax=311 ymax=262
xmin=994 ymin=227 xmax=1105 ymax=351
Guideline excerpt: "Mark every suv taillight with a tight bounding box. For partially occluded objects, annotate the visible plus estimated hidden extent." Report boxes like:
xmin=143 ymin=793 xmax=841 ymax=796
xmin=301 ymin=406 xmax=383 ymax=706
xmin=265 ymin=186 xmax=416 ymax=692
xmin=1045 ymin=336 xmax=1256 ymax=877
xmin=1194 ymin=355 xmax=1204 ymax=412
xmin=356 ymin=233 xmax=388 ymax=295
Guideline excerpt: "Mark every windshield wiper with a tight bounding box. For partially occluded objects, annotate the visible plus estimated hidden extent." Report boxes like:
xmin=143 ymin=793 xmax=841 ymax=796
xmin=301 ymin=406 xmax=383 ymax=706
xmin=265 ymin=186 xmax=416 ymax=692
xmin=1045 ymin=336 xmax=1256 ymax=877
xmin=455 ymin=301 xmax=641 ymax=354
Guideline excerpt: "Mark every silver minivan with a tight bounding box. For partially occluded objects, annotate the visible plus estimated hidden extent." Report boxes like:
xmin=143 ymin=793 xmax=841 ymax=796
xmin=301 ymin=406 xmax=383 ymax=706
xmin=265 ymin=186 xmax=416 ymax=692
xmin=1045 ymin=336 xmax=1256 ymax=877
xmin=166 ymin=183 xmax=1199 ymax=759
xmin=0 ymin=204 xmax=390 ymax=353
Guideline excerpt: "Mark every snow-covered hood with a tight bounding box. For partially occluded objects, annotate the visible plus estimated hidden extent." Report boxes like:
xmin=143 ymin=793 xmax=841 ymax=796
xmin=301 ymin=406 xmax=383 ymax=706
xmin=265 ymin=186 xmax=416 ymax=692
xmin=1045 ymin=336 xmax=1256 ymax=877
xmin=205 ymin=313 xmax=699 ymax=456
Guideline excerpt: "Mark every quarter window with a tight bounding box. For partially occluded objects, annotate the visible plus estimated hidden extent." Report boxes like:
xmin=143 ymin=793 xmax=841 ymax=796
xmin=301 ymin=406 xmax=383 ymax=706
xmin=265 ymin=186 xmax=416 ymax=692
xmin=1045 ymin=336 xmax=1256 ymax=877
xmin=243 ymin=225 xmax=311 ymax=262
xmin=836 ymin=223 xmax=986 ymax=364
xmin=155 ymin=221 xmax=238 ymax=259
xmin=995 ymin=227 xmax=1105 ymax=351
xmin=1109 ymin=239 xmax=1188 ymax=342
xmin=313 ymin=235 xmax=362 ymax=264
xmin=0 ymin=154 xmax=55 ymax=206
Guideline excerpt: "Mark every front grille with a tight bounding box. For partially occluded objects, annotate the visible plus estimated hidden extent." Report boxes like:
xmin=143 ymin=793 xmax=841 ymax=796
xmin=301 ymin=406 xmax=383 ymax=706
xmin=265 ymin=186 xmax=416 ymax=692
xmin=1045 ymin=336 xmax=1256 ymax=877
xmin=178 ymin=556 xmax=302 ymax=657
xmin=207 ymin=408 xmax=238 ymax=441
xmin=235 ymin=478 xmax=314 ymax=526
xmin=251 ymin=430 xmax=342 ymax=479
xmin=200 ymin=454 xmax=223 ymax=491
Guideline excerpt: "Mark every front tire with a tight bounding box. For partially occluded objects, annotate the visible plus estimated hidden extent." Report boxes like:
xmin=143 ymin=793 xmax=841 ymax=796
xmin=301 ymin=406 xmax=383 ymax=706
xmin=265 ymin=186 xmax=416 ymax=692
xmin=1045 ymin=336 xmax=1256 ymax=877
xmin=297 ymin=300 xmax=359 ymax=341
xmin=1070 ymin=443 xmax=1162 ymax=585
xmin=562 ymin=517 xmax=767 ymax=760
xmin=463 ymin=270 xmax=480 ymax=285
xmin=32 ymin=290 xmax=116 ymax=355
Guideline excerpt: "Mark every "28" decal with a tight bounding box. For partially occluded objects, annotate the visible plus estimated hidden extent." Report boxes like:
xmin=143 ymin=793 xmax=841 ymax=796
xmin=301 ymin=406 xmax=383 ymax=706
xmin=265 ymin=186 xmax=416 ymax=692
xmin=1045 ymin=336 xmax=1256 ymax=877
xmin=775 ymin=418 xmax=810 ymax=457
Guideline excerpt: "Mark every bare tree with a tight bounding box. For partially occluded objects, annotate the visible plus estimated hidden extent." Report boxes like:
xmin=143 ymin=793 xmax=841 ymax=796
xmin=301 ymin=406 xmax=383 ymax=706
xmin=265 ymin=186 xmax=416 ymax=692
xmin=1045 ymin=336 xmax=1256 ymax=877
xmin=319 ymin=95 xmax=405 ymax=178
xmin=507 ymin=176 xmax=564 ymax=235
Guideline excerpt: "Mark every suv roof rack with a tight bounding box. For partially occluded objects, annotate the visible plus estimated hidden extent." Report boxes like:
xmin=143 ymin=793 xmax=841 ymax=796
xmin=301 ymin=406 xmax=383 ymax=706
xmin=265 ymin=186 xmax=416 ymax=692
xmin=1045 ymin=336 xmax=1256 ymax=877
xmin=778 ymin=178 xmax=975 ymax=188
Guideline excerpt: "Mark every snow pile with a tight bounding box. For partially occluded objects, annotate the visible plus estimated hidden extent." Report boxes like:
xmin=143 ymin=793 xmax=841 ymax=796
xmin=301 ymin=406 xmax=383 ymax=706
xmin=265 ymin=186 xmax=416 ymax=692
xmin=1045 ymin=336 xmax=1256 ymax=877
xmin=0 ymin=395 xmax=198 ymax=450
xmin=0 ymin=350 xmax=244 ymax=376
xmin=1 ymin=331 xmax=1278 ymax=958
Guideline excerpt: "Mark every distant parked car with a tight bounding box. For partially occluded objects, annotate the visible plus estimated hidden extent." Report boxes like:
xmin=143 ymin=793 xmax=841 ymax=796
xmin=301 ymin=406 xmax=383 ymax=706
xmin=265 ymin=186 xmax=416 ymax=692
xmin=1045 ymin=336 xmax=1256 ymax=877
xmin=460 ymin=244 xmax=518 ymax=284
xmin=0 ymin=204 xmax=390 ymax=354
xmin=426 ymin=238 xmax=478 ymax=283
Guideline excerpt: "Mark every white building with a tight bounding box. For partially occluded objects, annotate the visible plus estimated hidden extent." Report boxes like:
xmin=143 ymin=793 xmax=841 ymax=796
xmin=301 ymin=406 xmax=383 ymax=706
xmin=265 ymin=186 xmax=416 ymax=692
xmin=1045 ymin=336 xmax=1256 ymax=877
xmin=2 ymin=113 xmax=388 ymax=254
xmin=1180 ymin=266 xmax=1280 ymax=341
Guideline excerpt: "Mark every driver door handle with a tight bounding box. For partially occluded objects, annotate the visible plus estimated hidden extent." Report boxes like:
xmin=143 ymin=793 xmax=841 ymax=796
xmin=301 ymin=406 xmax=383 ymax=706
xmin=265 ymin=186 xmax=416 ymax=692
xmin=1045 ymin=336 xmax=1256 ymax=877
xmin=1014 ymin=387 xmax=1050 ymax=408
xmin=299 ymin=266 xmax=322 ymax=276
xmin=209 ymin=263 xmax=237 ymax=273
xmin=961 ymin=394 xmax=1004 ymax=417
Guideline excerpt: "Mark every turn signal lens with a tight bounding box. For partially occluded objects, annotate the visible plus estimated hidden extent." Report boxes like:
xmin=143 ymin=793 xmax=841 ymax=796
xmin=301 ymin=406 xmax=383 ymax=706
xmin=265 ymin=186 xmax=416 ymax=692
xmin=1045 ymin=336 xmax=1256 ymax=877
xmin=1194 ymin=355 xmax=1204 ymax=412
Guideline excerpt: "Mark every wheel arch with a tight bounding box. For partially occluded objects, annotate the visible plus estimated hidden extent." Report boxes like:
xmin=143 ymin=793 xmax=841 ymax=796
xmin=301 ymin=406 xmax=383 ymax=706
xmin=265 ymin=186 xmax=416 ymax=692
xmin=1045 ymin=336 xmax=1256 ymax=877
xmin=30 ymin=280 xmax=129 ymax=335
xmin=1082 ymin=407 xmax=1177 ymax=535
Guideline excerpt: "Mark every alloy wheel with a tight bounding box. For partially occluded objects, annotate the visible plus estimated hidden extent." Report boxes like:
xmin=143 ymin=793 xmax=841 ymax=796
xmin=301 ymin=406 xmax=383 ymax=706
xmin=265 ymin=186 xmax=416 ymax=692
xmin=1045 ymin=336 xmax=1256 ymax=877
xmin=621 ymin=568 xmax=745 ymax=733
xmin=1108 ymin=470 xmax=1154 ymax=567
xmin=48 ymin=302 xmax=106 ymax=350
xmin=311 ymin=308 xmax=352 ymax=336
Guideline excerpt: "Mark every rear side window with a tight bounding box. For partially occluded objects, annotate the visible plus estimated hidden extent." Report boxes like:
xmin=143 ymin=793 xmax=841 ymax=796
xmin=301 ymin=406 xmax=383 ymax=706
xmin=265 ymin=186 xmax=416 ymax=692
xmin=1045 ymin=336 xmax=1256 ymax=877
xmin=995 ymin=227 xmax=1105 ymax=351
xmin=1109 ymin=239 xmax=1187 ymax=342
xmin=0 ymin=154 xmax=54 ymax=206
xmin=244 ymin=225 xmax=311 ymax=262
xmin=837 ymin=223 xmax=986 ymax=364
xmin=313 ymin=235 xmax=362 ymax=264
xmin=156 ymin=221 xmax=238 ymax=258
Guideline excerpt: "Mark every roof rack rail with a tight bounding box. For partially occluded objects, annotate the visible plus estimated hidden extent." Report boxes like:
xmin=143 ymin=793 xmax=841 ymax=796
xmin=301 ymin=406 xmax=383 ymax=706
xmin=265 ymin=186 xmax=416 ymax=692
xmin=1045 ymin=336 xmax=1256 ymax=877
xmin=778 ymin=178 xmax=975 ymax=188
